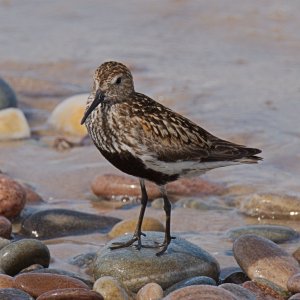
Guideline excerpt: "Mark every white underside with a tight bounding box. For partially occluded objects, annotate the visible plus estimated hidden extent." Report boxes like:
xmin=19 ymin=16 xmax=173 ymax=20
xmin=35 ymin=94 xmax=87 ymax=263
xmin=138 ymin=152 xmax=240 ymax=177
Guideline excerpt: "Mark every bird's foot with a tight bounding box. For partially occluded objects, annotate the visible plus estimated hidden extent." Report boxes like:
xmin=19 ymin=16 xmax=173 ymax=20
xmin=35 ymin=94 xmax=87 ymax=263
xmin=110 ymin=232 xmax=146 ymax=251
xmin=141 ymin=236 xmax=176 ymax=256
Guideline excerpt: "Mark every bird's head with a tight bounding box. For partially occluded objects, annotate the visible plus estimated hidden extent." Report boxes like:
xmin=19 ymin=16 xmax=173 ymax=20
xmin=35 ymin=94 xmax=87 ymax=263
xmin=81 ymin=61 xmax=134 ymax=124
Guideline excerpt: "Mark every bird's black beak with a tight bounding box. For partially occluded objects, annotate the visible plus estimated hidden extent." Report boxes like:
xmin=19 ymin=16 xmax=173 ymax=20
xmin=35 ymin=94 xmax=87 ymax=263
xmin=81 ymin=90 xmax=105 ymax=125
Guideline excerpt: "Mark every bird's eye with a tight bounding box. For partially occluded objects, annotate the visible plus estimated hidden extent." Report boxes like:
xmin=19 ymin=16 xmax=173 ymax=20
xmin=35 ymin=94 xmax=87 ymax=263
xmin=115 ymin=77 xmax=122 ymax=84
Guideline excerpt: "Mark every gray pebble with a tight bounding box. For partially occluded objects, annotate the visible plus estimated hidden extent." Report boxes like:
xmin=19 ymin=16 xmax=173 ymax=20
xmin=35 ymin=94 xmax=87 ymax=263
xmin=20 ymin=208 xmax=121 ymax=239
xmin=0 ymin=78 xmax=18 ymax=110
xmin=0 ymin=239 xmax=50 ymax=276
xmin=164 ymin=276 xmax=216 ymax=295
xmin=93 ymin=231 xmax=220 ymax=292
xmin=0 ymin=288 xmax=34 ymax=300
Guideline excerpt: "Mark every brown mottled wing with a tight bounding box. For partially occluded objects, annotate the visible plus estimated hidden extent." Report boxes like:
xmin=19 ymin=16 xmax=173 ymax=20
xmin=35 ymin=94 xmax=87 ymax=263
xmin=127 ymin=93 xmax=261 ymax=162
xmin=128 ymin=94 xmax=211 ymax=162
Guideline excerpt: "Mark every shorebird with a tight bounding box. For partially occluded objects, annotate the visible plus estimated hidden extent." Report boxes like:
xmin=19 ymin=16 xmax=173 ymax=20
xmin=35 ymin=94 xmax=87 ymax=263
xmin=81 ymin=61 xmax=262 ymax=256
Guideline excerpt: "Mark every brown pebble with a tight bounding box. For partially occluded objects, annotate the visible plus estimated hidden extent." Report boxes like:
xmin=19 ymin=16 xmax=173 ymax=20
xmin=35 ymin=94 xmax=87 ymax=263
xmin=0 ymin=175 xmax=26 ymax=219
xmin=136 ymin=282 xmax=163 ymax=300
xmin=92 ymin=174 xmax=223 ymax=199
xmin=243 ymin=281 xmax=285 ymax=300
xmin=293 ymin=247 xmax=300 ymax=264
xmin=167 ymin=177 xmax=224 ymax=196
xmin=0 ymin=274 xmax=14 ymax=288
xmin=233 ymin=234 xmax=300 ymax=290
xmin=21 ymin=184 xmax=43 ymax=203
xmin=91 ymin=174 xmax=160 ymax=199
xmin=14 ymin=273 xmax=89 ymax=298
xmin=0 ymin=215 xmax=12 ymax=238
xmin=287 ymin=273 xmax=300 ymax=293
xmin=108 ymin=217 xmax=164 ymax=238
xmin=163 ymin=285 xmax=237 ymax=300
xmin=37 ymin=288 xmax=104 ymax=300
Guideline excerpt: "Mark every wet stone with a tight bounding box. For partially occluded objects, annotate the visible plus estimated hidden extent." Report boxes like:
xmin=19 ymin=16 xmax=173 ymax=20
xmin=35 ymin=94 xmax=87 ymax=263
xmin=93 ymin=276 xmax=130 ymax=300
xmin=0 ymin=238 xmax=50 ymax=276
xmin=20 ymin=208 xmax=121 ymax=239
xmin=226 ymin=224 xmax=299 ymax=243
xmin=0 ymin=274 xmax=14 ymax=288
xmin=219 ymin=266 xmax=249 ymax=284
xmin=243 ymin=281 xmax=285 ymax=300
xmin=48 ymin=94 xmax=89 ymax=137
xmin=164 ymin=275 xmax=216 ymax=295
xmin=254 ymin=277 xmax=292 ymax=299
xmin=37 ymin=288 xmax=104 ymax=300
xmin=0 ymin=215 xmax=12 ymax=239
xmin=0 ymin=288 xmax=34 ymax=300
xmin=91 ymin=174 xmax=160 ymax=200
xmin=219 ymin=283 xmax=256 ymax=300
xmin=287 ymin=273 xmax=300 ymax=293
xmin=108 ymin=217 xmax=164 ymax=238
xmin=0 ymin=175 xmax=26 ymax=219
xmin=93 ymin=231 xmax=220 ymax=292
xmin=69 ymin=252 xmax=96 ymax=269
xmin=14 ymin=273 xmax=90 ymax=298
xmin=0 ymin=108 xmax=30 ymax=140
xmin=136 ymin=282 xmax=163 ymax=300
xmin=233 ymin=234 xmax=300 ymax=290
xmin=91 ymin=174 xmax=223 ymax=200
xmin=293 ymin=247 xmax=300 ymax=263
xmin=0 ymin=77 xmax=18 ymax=109
xmin=29 ymin=268 xmax=93 ymax=288
xmin=176 ymin=197 xmax=230 ymax=211
xmin=0 ymin=237 xmax=10 ymax=250
xmin=239 ymin=193 xmax=300 ymax=220
xmin=163 ymin=285 xmax=237 ymax=300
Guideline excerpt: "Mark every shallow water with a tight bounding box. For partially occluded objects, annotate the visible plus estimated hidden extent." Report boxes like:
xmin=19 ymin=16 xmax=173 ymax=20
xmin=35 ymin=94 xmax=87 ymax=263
xmin=0 ymin=0 xmax=300 ymax=277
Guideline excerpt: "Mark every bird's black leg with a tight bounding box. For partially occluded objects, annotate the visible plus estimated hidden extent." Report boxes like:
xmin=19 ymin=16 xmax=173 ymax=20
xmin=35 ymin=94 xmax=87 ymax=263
xmin=156 ymin=185 xmax=175 ymax=256
xmin=110 ymin=178 xmax=148 ymax=251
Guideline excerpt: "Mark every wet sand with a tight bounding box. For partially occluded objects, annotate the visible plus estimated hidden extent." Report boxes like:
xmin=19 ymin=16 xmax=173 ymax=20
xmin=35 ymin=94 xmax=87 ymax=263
xmin=0 ymin=0 xmax=300 ymax=275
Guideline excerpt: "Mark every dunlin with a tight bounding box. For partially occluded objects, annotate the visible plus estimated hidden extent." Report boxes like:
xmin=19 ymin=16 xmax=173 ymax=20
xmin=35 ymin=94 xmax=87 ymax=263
xmin=81 ymin=61 xmax=262 ymax=255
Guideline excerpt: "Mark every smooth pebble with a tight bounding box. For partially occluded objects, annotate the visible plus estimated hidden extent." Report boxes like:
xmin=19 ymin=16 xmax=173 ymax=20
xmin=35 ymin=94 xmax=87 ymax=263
xmin=14 ymin=273 xmax=89 ymax=298
xmin=0 ymin=274 xmax=14 ymax=288
xmin=136 ymin=282 xmax=163 ymax=300
xmin=288 ymin=273 xmax=300 ymax=293
xmin=0 ymin=288 xmax=34 ymax=300
xmin=289 ymin=293 xmax=300 ymax=299
xmin=0 ymin=77 xmax=18 ymax=109
xmin=233 ymin=234 xmax=300 ymax=290
xmin=164 ymin=276 xmax=216 ymax=295
xmin=108 ymin=217 xmax=164 ymax=238
xmin=0 ymin=215 xmax=12 ymax=238
xmin=0 ymin=175 xmax=26 ymax=219
xmin=239 ymin=193 xmax=300 ymax=220
xmin=37 ymin=288 xmax=104 ymax=300
xmin=293 ymin=247 xmax=300 ymax=263
xmin=21 ymin=208 xmax=120 ymax=239
xmin=93 ymin=276 xmax=130 ymax=300
xmin=93 ymin=231 xmax=220 ymax=292
xmin=226 ymin=224 xmax=299 ymax=243
xmin=48 ymin=94 xmax=88 ymax=137
xmin=0 ymin=108 xmax=30 ymax=140
xmin=163 ymin=285 xmax=237 ymax=300
xmin=31 ymin=268 xmax=93 ymax=288
xmin=91 ymin=174 xmax=223 ymax=200
xmin=219 ymin=266 xmax=249 ymax=284
xmin=0 ymin=239 xmax=50 ymax=276
xmin=219 ymin=283 xmax=257 ymax=300
xmin=243 ymin=281 xmax=284 ymax=300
